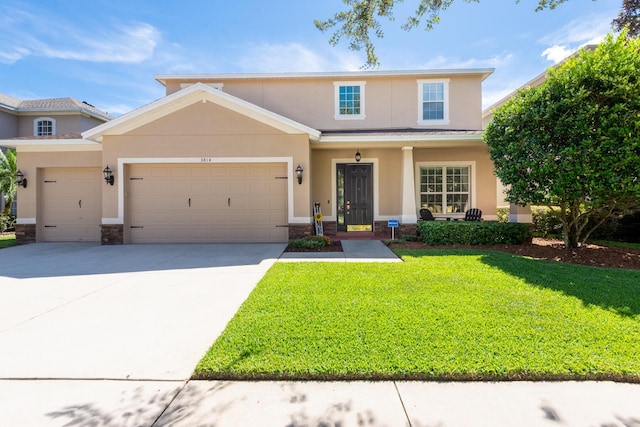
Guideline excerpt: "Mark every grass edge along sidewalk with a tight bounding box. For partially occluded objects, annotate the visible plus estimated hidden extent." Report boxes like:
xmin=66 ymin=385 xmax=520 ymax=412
xmin=194 ymin=249 xmax=640 ymax=382
xmin=0 ymin=234 xmax=15 ymax=249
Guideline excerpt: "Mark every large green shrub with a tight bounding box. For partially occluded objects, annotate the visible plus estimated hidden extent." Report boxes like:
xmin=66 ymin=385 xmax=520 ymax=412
xmin=531 ymin=207 xmax=563 ymax=238
xmin=417 ymin=221 xmax=532 ymax=245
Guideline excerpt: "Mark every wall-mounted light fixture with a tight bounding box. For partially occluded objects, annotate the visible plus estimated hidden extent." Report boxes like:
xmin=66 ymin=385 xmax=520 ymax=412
xmin=103 ymin=165 xmax=114 ymax=186
xmin=295 ymin=164 xmax=304 ymax=185
xmin=16 ymin=170 xmax=27 ymax=188
xmin=355 ymin=150 xmax=361 ymax=162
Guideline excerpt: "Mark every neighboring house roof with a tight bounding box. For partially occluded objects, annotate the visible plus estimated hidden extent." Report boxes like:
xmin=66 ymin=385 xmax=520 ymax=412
xmin=0 ymin=94 xmax=113 ymax=121
xmin=155 ymin=68 xmax=495 ymax=86
xmin=0 ymin=93 xmax=21 ymax=109
xmin=83 ymin=82 xmax=321 ymax=143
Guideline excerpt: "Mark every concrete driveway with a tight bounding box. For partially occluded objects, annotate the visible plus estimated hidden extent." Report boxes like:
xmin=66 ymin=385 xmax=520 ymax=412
xmin=0 ymin=242 xmax=285 ymax=426
xmin=0 ymin=242 xmax=285 ymax=380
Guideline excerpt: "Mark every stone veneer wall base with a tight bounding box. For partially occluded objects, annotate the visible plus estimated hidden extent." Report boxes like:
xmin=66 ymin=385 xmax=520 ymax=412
xmin=101 ymin=224 xmax=124 ymax=245
xmin=375 ymin=221 xmax=417 ymax=239
xmin=288 ymin=224 xmax=313 ymax=240
xmin=15 ymin=224 xmax=36 ymax=245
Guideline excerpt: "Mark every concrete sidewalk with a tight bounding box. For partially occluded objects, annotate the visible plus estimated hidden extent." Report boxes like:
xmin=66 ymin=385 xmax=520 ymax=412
xmin=2 ymin=379 xmax=639 ymax=426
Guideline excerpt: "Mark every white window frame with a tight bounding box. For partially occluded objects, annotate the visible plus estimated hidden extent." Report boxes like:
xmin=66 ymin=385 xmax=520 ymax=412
xmin=34 ymin=117 xmax=56 ymax=136
xmin=415 ymin=161 xmax=476 ymax=217
xmin=334 ymin=81 xmax=366 ymax=120
xmin=417 ymin=79 xmax=450 ymax=126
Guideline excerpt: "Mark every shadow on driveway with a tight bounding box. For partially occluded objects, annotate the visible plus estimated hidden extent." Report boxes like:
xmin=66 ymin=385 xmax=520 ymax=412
xmin=0 ymin=242 xmax=287 ymax=279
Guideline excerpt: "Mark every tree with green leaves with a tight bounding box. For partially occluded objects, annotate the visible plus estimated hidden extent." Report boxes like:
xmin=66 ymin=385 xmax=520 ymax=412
xmin=0 ymin=149 xmax=17 ymax=217
xmin=316 ymin=0 xmax=605 ymax=68
xmin=614 ymin=0 xmax=640 ymax=35
xmin=483 ymin=32 xmax=640 ymax=248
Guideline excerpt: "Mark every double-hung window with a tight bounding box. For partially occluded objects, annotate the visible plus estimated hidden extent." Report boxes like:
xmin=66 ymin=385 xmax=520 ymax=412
xmin=334 ymin=81 xmax=365 ymax=120
xmin=417 ymin=79 xmax=449 ymax=125
xmin=419 ymin=165 xmax=472 ymax=214
xmin=34 ymin=117 xmax=55 ymax=136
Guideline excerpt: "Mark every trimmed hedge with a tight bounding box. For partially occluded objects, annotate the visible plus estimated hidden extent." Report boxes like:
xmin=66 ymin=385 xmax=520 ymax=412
xmin=417 ymin=221 xmax=532 ymax=245
xmin=288 ymin=235 xmax=332 ymax=249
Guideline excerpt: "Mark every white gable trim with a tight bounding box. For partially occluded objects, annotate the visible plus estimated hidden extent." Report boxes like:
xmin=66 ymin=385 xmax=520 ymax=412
xmin=82 ymin=83 xmax=320 ymax=142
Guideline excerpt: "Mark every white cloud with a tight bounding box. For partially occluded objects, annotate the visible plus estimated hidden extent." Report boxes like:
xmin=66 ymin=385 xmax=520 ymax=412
xmin=538 ymin=13 xmax=611 ymax=63
xmin=541 ymin=45 xmax=575 ymax=63
xmin=235 ymin=42 xmax=363 ymax=72
xmin=41 ymin=23 xmax=161 ymax=63
xmin=417 ymin=53 xmax=513 ymax=70
xmin=0 ymin=4 xmax=160 ymax=64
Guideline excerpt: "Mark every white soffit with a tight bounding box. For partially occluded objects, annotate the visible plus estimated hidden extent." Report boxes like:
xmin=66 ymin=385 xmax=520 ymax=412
xmin=82 ymin=83 xmax=320 ymax=142
xmin=0 ymin=139 xmax=101 ymax=151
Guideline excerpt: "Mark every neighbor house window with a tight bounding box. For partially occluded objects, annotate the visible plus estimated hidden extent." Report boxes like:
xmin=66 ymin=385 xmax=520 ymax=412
xmin=417 ymin=79 xmax=449 ymax=125
xmin=34 ymin=117 xmax=55 ymax=136
xmin=334 ymin=81 xmax=365 ymax=120
xmin=419 ymin=165 xmax=471 ymax=214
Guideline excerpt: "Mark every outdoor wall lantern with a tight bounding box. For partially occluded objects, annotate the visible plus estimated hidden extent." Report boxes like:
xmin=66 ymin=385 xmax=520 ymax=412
xmin=103 ymin=165 xmax=114 ymax=186
xmin=355 ymin=150 xmax=361 ymax=162
xmin=15 ymin=170 xmax=27 ymax=188
xmin=295 ymin=164 xmax=304 ymax=185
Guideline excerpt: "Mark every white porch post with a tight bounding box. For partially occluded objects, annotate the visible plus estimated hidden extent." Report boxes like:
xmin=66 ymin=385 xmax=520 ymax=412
xmin=508 ymin=203 xmax=533 ymax=223
xmin=400 ymin=146 xmax=417 ymax=224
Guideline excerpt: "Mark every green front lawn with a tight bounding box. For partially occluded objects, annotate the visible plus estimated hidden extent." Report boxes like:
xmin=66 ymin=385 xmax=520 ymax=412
xmin=195 ymin=249 xmax=640 ymax=381
xmin=0 ymin=234 xmax=16 ymax=249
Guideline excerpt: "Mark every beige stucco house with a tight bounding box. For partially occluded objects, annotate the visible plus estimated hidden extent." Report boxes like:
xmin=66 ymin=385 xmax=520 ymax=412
xmin=3 ymin=69 xmax=504 ymax=244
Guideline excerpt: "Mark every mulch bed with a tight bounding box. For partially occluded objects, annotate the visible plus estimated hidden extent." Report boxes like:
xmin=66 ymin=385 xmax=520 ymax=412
xmin=387 ymin=237 xmax=640 ymax=270
xmin=284 ymin=240 xmax=343 ymax=252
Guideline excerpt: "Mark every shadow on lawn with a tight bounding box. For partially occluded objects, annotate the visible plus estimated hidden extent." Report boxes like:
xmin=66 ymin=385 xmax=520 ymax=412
xmin=477 ymin=250 xmax=640 ymax=318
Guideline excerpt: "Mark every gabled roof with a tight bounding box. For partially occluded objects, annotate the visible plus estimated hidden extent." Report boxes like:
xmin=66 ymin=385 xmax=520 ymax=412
xmin=0 ymin=94 xmax=113 ymax=121
xmin=82 ymin=83 xmax=321 ymax=142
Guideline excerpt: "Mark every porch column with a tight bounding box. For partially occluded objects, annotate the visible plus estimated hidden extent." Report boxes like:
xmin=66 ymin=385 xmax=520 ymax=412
xmin=400 ymin=146 xmax=417 ymax=224
xmin=509 ymin=203 xmax=533 ymax=223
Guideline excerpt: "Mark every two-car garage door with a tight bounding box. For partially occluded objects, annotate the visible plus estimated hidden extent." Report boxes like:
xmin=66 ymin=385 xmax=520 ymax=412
xmin=126 ymin=163 xmax=288 ymax=243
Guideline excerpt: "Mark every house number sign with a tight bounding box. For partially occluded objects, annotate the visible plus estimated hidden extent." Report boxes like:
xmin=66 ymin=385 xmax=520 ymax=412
xmin=200 ymin=157 xmax=214 ymax=163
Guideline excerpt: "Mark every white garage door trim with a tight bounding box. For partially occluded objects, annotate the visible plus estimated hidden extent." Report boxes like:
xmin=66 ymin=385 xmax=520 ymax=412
xmin=102 ymin=157 xmax=309 ymax=225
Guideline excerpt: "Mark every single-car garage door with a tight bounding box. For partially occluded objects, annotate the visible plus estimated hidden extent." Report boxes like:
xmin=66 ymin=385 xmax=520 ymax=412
xmin=41 ymin=168 xmax=101 ymax=242
xmin=127 ymin=163 xmax=288 ymax=243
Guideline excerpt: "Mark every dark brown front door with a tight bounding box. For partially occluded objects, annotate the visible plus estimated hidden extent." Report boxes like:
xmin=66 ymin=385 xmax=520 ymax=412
xmin=336 ymin=163 xmax=373 ymax=232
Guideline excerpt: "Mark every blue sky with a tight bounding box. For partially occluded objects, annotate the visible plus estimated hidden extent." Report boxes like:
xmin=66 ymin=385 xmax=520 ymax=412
xmin=0 ymin=0 xmax=620 ymax=116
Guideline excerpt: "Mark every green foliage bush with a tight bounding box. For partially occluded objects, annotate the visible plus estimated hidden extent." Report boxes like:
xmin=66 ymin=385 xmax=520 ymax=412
xmin=417 ymin=221 xmax=532 ymax=245
xmin=590 ymin=210 xmax=640 ymax=243
xmin=0 ymin=214 xmax=15 ymax=233
xmin=496 ymin=207 xmax=509 ymax=223
xmin=288 ymin=235 xmax=332 ymax=249
xmin=531 ymin=207 xmax=563 ymax=237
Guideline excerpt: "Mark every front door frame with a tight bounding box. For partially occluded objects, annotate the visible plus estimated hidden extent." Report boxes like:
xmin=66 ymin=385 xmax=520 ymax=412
xmin=331 ymin=157 xmax=380 ymax=232
xmin=336 ymin=163 xmax=374 ymax=232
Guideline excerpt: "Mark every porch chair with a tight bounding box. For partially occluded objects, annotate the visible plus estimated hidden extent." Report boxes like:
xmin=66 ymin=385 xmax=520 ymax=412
xmin=419 ymin=208 xmax=435 ymax=221
xmin=463 ymin=208 xmax=482 ymax=221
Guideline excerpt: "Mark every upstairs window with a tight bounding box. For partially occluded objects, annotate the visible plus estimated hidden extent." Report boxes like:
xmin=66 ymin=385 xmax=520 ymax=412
xmin=334 ymin=81 xmax=365 ymax=120
xmin=34 ymin=117 xmax=55 ymax=136
xmin=417 ymin=79 xmax=449 ymax=125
